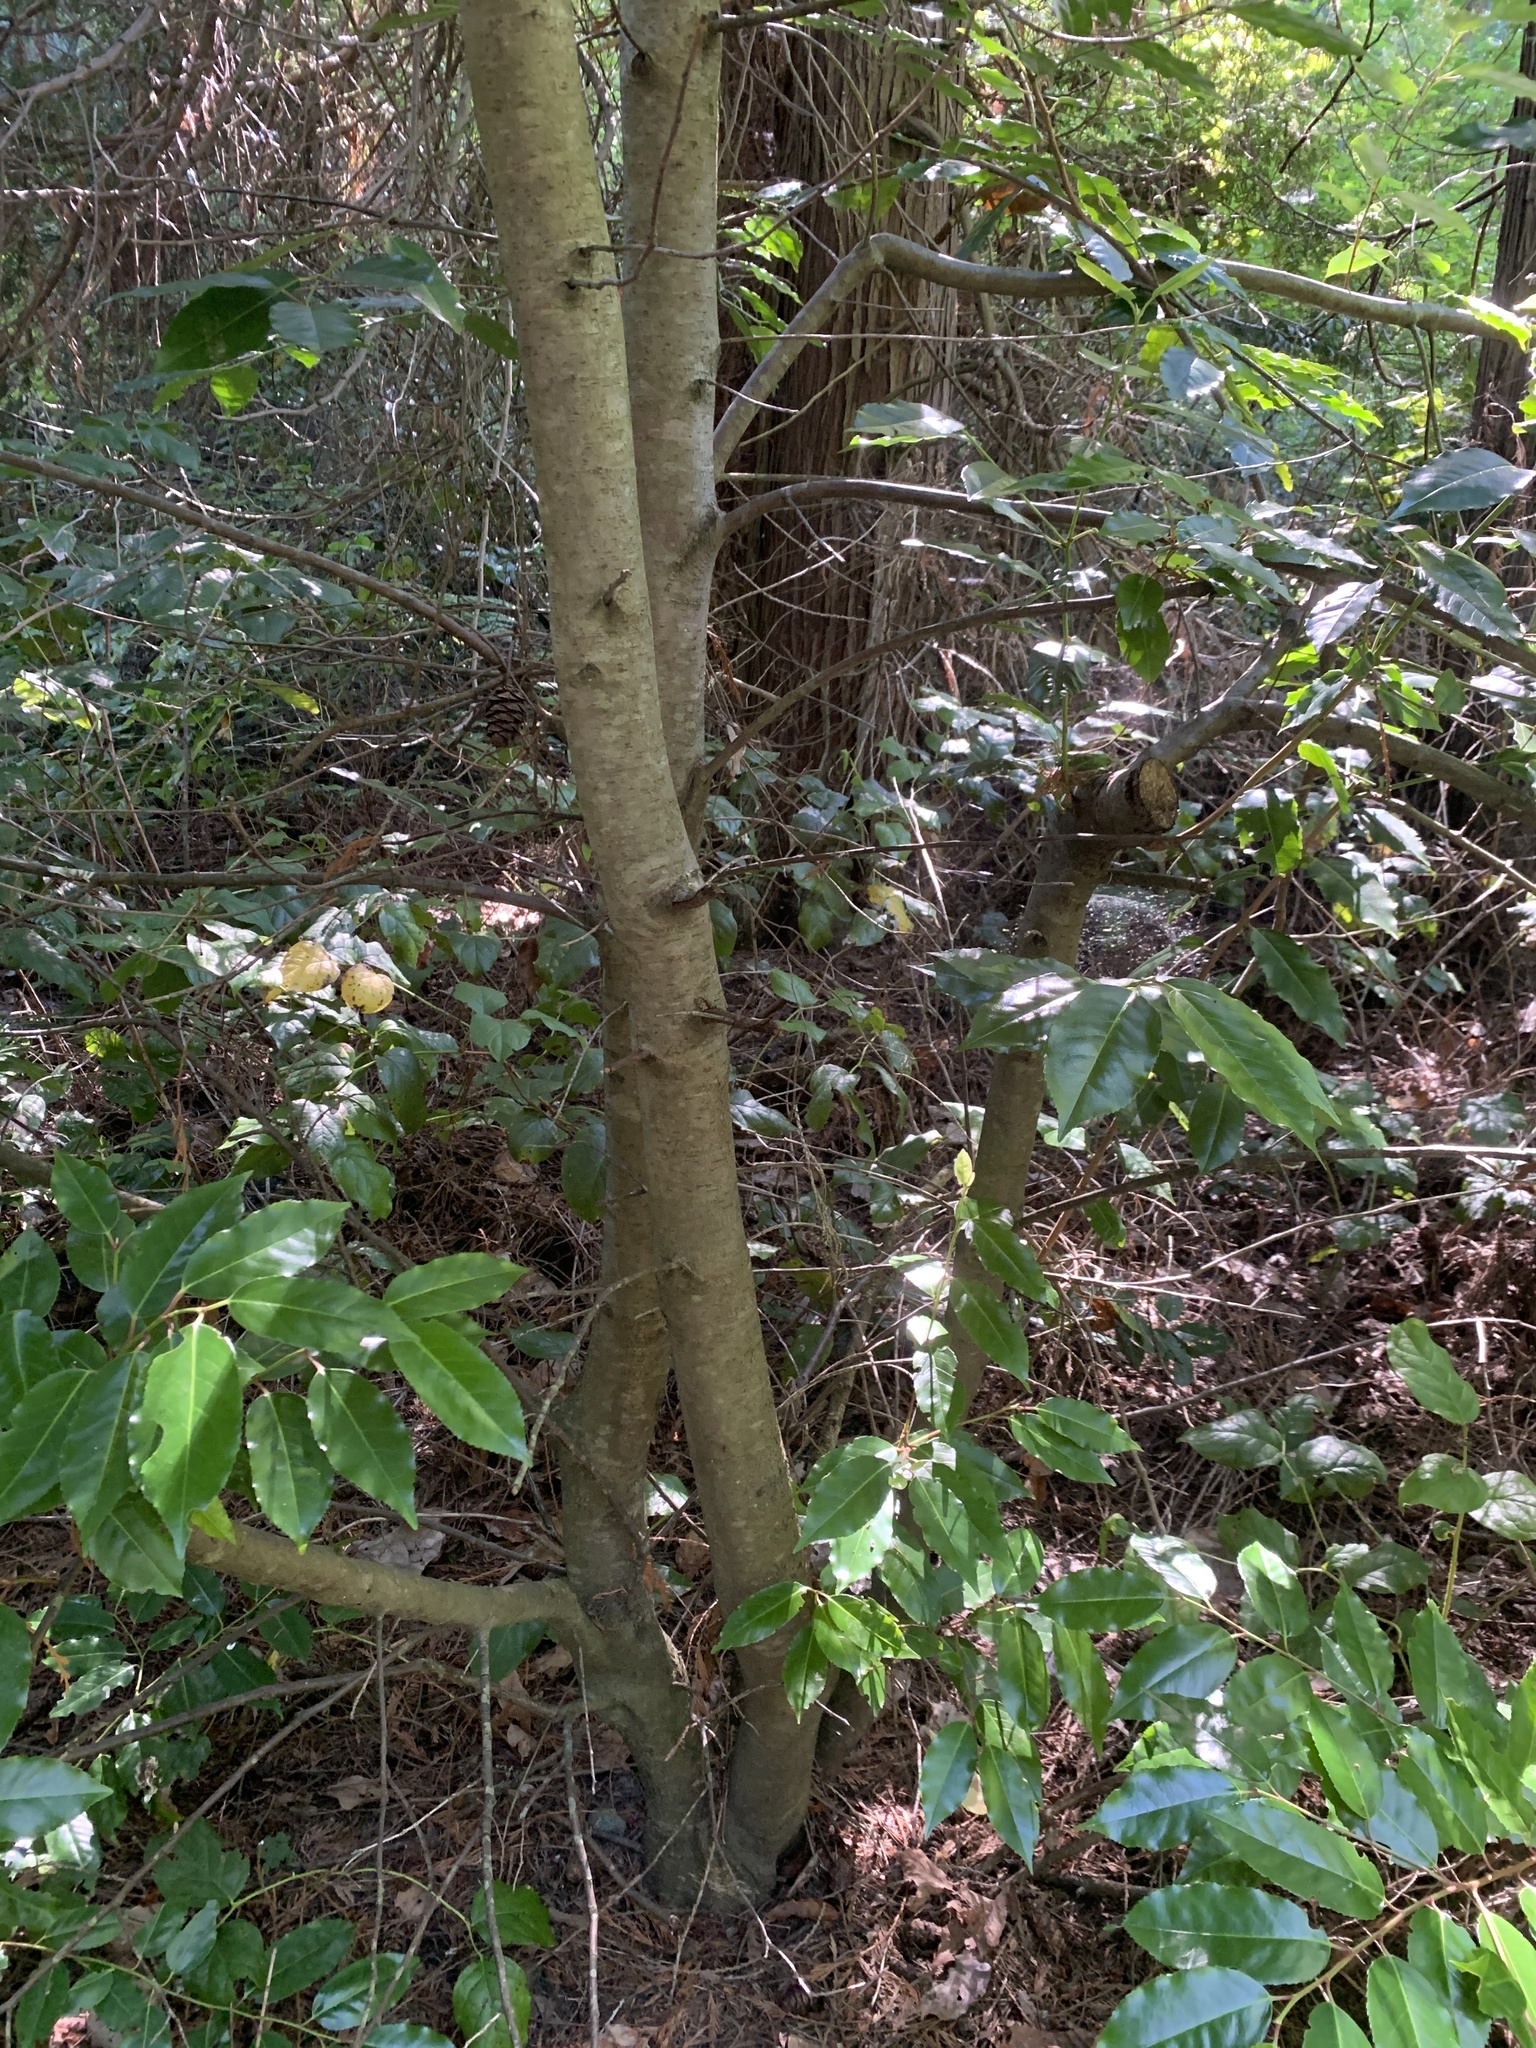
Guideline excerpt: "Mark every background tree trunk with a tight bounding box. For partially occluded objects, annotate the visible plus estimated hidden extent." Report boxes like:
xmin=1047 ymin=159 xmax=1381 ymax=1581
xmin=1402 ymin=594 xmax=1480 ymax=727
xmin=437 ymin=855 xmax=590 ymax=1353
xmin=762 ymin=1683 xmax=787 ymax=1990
xmin=1471 ymin=21 xmax=1536 ymax=459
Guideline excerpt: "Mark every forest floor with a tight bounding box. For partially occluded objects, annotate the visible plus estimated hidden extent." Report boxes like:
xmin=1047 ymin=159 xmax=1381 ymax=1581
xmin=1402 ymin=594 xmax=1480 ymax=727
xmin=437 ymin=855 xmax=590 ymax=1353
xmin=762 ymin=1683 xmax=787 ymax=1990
xmin=9 ymin=872 xmax=1536 ymax=2048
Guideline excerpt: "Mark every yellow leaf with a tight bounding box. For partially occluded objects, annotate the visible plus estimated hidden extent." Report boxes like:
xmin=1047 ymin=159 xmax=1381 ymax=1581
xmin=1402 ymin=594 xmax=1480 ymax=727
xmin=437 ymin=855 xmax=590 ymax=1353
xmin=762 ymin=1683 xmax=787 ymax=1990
xmin=866 ymin=881 xmax=913 ymax=932
xmin=341 ymin=964 xmax=395 ymax=1013
xmin=279 ymin=940 xmax=340 ymax=992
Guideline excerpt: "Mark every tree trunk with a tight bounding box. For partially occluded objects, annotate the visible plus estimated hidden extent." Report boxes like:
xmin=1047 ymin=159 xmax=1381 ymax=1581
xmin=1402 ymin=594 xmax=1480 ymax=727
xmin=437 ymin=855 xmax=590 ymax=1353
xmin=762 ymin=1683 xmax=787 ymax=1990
xmin=460 ymin=0 xmax=817 ymax=1903
xmin=1471 ymin=20 xmax=1536 ymax=459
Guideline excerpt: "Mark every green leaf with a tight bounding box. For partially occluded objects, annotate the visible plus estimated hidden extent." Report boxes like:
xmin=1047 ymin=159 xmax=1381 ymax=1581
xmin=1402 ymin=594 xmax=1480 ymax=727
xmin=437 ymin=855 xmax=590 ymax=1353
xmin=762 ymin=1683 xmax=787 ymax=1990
xmin=246 ymin=1390 xmax=333 ymax=1542
xmin=130 ymin=1324 xmax=242 ymax=1553
xmin=57 ymin=1355 xmax=137 ymax=1541
xmin=1395 ymin=447 xmax=1530 ymax=522
xmin=1398 ymin=1730 xmax=1491 ymax=1855
xmin=340 ymin=238 xmax=465 ymax=329
xmin=87 ymin=1492 xmax=184 ymax=1595
xmin=1238 ymin=1542 xmax=1313 ymax=1648
xmin=0 ymin=1370 xmax=89 ymax=1521
xmin=1400 ymin=1456 xmax=1488 ymax=1514
xmin=1305 ymin=2007 xmax=1372 ymax=2048
xmin=560 ymin=1129 xmax=606 ymax=1222
xmin=1247 ymin=931 xmax=1348 ymax=1045
xmin=452 ymin=1954 xmax=529 ymax=2048
xmin=851 ymin=400 xmax=967 ymax=445
xmin=269 ymin=299 xmax=363 ymax=356
xmin=156 ymin=285 xmax=276 ymax=374
xmin=1116 ymin=573 xmax=1173 ymax=683
xmin=798 ymin=1438 xmax=896 ymax=1547
xmin=1325 ymin=1588 xmax=1395 ymax=1706
xmin=1368 ymin=1956 xmax=1463 ymax=2048
xmin=1045 ymin=982 xmax=1160 ymax=1134
xmin=470 ymin=1880 xmax=555 ymax=1950
xmin=263 ymin=1919 xmax=354 ymax=2001
xmin=1386 ymin=1321 xmax=1480 ymax=1425
xmin=307 ymin=1368 xmax=416 ymax=1524
xmin=719 ymin=1581 xmax=808 ymax=1650
xmin=1165 ymin=982 xmax=1333 ymax=1142
xmin=0 ymin=1757 xmax=111 ymax=1842
xmin=1038 ymin=1565 xmax=1164 ymax=1634
xmin=1094 ymin=1765 xmax=1238 ymax=1849
xmin=157 ymin=1817 xmax=250 ymax=1907
xmin=1307 ymin=1699 xmax=1382 ymax=1816
xmin=463 ymin=308 xmax=519 ymax=360
xmin=977 ymin=1742 xmax=1039 ymax=1861
xmin=1408 ymin=1607 xmax=1495 ymax=1730
xmin=1188 ymin=1082 xmax=1247 ymax=1170
xmin=383 ymin=1255 xmax=527 ymax=1322
xmin=780 ymin=1622 xmax=828 ymax=1718
xmin=968 ymin=1219 xmax=1053 ymax=1301
xmin=1053 ymin=1624 xmax=1113 ymax=1753
xmin=51 ymin=1156 xmax=122 ymax=1234
xmin=229 ymin=1274 xmax=409 ymax=1362
xmin=1184 ymin=1409 xmax=1283 ymax=1470
xmin=105 ymin=1180 xmax=248 ymax=1336
xmin=0 ymin=1605 xmax=32 ymax=1748
xmin=1100 ymin=1966 xmax=1270 ymax=2048
xmin=181 ymin=1201 xmax=347 ymax=1299
xmin=387 ymin=1321 xmax=526 ymax=1458
xmin=1323 ymin=241 xmax=1391 ymax=279
xmin=919 ymin=1717 xmax=978 ymax=1835
xmin=1354 ymin=1772 xmax=1440 ymax=1871
xmin=1211 ymin=1799 xmax=1385 ymax=1917
xmin=1113 ymin=1625 xmax=1237 ymax=1720
xmin=814 ymin=1593 xmax=905 ymax=1678
xmin=946 ymin=1280 xmax=1030 ymax=1380
xmin=314 ymin=1955 xmax=418 ymax=2032
xmin=0 ymin=1229 xmax=60 ymax=1315
xmin=1408 ymin=1907 xmax=1493 ymax=2048
xmin=1280 ymin=1434 xmax=1386 ymax=1501
xmin=1124 ymin=1884 xmax=1330 ymax=1982
xmin=989 ymin=1611 xmax=1049 ymax=1729
xmin=1226 ymin=1 xmax=1362 ymax=55
xmin=1473 ymin=1471 xmax=1536 ymax=1540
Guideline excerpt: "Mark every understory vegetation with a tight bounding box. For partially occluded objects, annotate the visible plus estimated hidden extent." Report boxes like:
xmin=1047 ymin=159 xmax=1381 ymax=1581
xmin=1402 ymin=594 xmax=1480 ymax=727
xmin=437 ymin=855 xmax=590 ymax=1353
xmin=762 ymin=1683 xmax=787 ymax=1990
xmin=6 ymin=0 xmax=1536 ymax=2042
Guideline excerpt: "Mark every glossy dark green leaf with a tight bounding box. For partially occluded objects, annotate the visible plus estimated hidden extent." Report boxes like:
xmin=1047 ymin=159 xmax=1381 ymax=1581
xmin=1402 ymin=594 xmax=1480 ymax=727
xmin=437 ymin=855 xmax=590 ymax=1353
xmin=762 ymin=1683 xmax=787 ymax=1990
xmin=1124 ymin=1884 xmax=1329 ymax=1983
xmin=0 ymin=1757 xmax=111 ymax=1842
xmin=1407 ymin=1606 xmax=1495 ymax=1730
xmin=307 ymin=1368 xmax=416 ymax=1524
xmin=719 ymin=1580 xmax=807 ymax=1650
xmin=1053 ymin=1623 xmax=1113 ymax=1753
xmin=1038 ymin=1565 xmax=1164 ymax=1634
xmin=230 ymin=1275 xmax=409 ymax=1362
xmin=1094 ymin=1766 xmax=1238 ymax=1849
xmin=988 ymin=1611 xmax=1049 ymax=1729
xmin=470 ymin=1880 xmax=555 ymax=1950
xmin=1394 ymin=447 xmax=1530 ymax=522
xmin=1473 ymin=1471 xmax=1536 ymax=1540
xmin=1304 ymin=2007 xmax=1372 ymax=2048
xmin=1368 ymin=1955 xmax=1462 ymax=2048
xmin=947 ymin=1280 xmax=1030 ymax=1380
xmin=387 ymin=1321 xmax=525 ymax=1458
xmin=1099 ymin=1965 xmax=1270 ymax=2048
xmin=1212 ymin=1798 xmax=1385 ymax=1917
xmin=1112 ymin=1625 xmax=1237 ymax=1720
xmin=0 ymin=1370 xmax=88 ymax=1522
xmin=0 ymin=1605 xmax=31 ymax=1749
xmin=58 ymin=1354 xmax=137 ymax=1542
xmin=1247 ymin=930 xmax=1348 ymax=1045
xmin=157 ymin=286 xmax=277 ymax=374
xmin=1188 ymin=1081 xmax=1247 ymax=1170
xmin=246 ymin=1390 xmax=333 ymax=1542
xmin=1386 ymin=1321 xmax=1480 ymax=1425
xmin=1307 ymin=1698 xmax=1381 ymax=1816
xmin=1045 ymin=982 xmax=1160 ymax=1134
xmin=314 ymin=1954 xmax=417 ymax=2031
xmin=263 ymin=1919 xmax=354 ymax=2001
xmin=1185 ymin=1410 xmax=1282 ymax=1470
xmin=968 ymin=1219 xmax=1053 ymax=1301
xmin=451 ymin=1954 xmax=528 ymax=2048
xmin=919 ymin=1717 xmax=978 ymax=1835
xmin=130 ymin=1324 xmax=243 ymax=1552
xmin=181 ymin=1201 xmax=347 ymax=1299
xmin=383 ymin=1254 xmax=527 ymax=1322
xmin=977 ymin=1741 xmax=1038 ymax=1861
xmin=798 ymin=1438 xmax=896 ymax=1547
xmin=1165 ymin=982 xmax=1333 ymax=1142
xmin=0 ymin=1229 xmax=59 ymax=1316
xmin=87 ymin=1491 xmax=184 ymax=1595
xmin=1400 ymin=1456 xmax=1487 ymax=1514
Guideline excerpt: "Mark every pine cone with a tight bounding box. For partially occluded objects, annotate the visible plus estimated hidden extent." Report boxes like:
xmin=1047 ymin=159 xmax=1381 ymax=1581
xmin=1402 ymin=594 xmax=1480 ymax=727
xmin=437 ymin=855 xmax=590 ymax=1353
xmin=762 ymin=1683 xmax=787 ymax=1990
xmin=481 ymin=677 xmax=521 ymax=750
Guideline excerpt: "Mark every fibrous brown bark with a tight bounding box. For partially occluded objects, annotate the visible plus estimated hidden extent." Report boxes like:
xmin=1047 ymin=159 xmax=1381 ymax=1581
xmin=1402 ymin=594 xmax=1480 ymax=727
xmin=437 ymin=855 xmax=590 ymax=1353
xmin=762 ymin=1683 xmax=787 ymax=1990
xmin=1472 ymin=21 xmax=1536 ymax=460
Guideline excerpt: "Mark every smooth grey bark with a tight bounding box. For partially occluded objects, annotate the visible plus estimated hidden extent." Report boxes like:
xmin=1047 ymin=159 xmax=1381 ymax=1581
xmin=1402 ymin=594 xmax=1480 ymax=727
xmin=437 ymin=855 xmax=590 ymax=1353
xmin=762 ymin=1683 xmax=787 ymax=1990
xmin=461 ymin=0 xmax=816 ymax=1901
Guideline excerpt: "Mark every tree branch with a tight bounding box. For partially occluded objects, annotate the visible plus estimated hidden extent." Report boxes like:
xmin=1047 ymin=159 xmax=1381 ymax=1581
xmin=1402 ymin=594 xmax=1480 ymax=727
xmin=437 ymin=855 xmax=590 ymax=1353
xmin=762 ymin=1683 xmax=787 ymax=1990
xmin=713 ymin=233 xmax=1514 ymax=475
xmin=0 ymin=452 xmax=513 ymax=671
xmin=186 ymin=1519 xmax=601 ymax=1657
xmin=688 ymin=580 xmax=1211 ymax=812
xmin=712 ymin=476 xmax=1105 ymax=546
